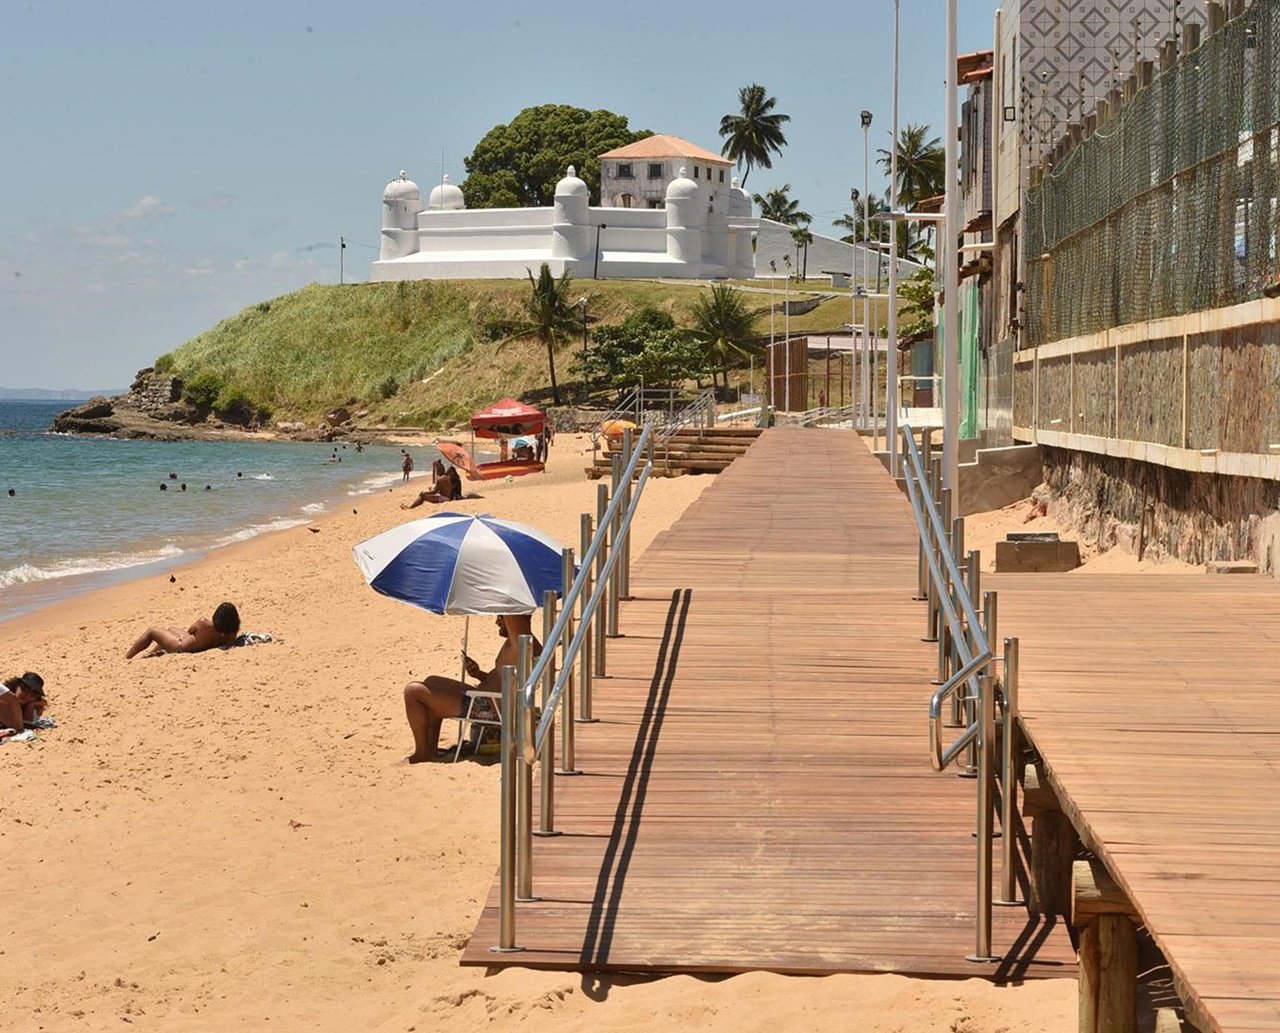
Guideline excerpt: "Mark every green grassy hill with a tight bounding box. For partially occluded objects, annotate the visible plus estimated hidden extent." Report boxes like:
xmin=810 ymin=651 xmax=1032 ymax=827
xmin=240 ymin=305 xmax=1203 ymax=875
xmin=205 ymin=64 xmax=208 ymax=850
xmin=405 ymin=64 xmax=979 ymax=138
xmin=155 ymin=278 xmax=886 ymax=429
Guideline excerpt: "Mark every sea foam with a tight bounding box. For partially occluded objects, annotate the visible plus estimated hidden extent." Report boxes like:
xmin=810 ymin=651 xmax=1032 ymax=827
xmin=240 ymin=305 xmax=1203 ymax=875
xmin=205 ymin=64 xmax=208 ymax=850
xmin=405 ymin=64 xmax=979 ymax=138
xmin=0 ymin=543 xmax=185 ymax=588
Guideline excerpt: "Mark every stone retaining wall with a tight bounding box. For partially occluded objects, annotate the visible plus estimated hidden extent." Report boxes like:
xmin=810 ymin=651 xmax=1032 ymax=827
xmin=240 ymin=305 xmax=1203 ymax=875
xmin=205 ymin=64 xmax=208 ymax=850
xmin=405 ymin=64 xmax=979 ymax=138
xmin=1040 ymin=446 xmax=1280 ymax=575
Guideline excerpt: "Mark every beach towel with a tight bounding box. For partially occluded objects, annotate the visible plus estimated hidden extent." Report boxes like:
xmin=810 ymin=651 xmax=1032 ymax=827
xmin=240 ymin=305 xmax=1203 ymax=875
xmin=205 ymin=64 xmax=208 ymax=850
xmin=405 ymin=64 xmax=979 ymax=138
xmin=0 ymin=730 xmax=37 ymax=744
xmin=25 ymin=716 xmax=56 ymax=730
xmin=232 ymin=632 xmax=275 ymax=647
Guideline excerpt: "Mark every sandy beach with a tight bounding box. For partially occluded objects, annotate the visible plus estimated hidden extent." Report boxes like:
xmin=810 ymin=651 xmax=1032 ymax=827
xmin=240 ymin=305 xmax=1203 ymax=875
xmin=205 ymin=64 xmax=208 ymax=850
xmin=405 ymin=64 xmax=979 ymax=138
xmin=2 ymin=435 xmax=1074 ymax=1031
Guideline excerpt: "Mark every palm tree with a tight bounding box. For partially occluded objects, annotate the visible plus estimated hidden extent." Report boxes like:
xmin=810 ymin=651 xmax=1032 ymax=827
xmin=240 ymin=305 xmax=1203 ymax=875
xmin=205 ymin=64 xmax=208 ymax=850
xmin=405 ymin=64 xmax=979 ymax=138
xmin=752 ymin=184 xmax=810 ymax=226
xmin=688 ymin=284 xmax=759 ymax=392
xmin=718 ymin=84 xmax=790 ymax=187
xmin=876 ymin=123 xmax=945 ymax=208
xmin=520 ymin=263 xmax=580 ymax=405
xmin=790 ymin=223 xmax=814 ymax=280
xmin=832 ymin=213 xmax=860 ymax=244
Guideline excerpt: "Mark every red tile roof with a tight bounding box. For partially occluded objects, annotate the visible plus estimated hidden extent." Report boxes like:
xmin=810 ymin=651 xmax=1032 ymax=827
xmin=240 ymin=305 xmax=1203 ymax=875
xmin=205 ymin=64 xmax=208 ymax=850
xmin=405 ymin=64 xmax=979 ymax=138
xmin=599 ymin=134 xmax=731 ymax=165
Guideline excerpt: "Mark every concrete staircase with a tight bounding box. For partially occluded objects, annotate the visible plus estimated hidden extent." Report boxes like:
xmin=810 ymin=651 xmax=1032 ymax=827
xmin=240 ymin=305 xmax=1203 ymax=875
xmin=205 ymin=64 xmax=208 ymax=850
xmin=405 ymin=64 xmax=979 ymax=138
xmin=586 ymin=426 xmax=762 ymax=479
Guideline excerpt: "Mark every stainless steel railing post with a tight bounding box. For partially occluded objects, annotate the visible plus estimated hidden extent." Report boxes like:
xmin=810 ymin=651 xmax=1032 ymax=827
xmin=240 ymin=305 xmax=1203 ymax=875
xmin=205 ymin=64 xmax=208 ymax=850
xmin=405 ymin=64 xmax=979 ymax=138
xmin=516 ymin=635 xmax=537 ymax=901
xmin=913 ymin=427 xmax=929 ymax=602
xmin=961 ymin=547 xmax=980 ymax=775
xmin=493 ymin=664 xmax=521 ymax=953
xmin=594 ymin=485 xmax=608 ymax=676
xmin=607 ymin=455 xmax=622 ymax=638
xmin=925 ymin=479 xmax=946 ymax=645
xmin=996 ymin=636 xmax=1021 ymax=907
xmin=559 ymin=548 xmax=582 ymax=771
xmin=537 ymin=590 xmax=559 ymax=836
xmin=967 ymin=672 xmax=999 ymax=963
xmin=579 ymin=514 xmax=598 ymax=722
xmin=935 ymin=489 xmax=953 ymax=686
xmin=620 ymin=428 xmax=634 ymax=601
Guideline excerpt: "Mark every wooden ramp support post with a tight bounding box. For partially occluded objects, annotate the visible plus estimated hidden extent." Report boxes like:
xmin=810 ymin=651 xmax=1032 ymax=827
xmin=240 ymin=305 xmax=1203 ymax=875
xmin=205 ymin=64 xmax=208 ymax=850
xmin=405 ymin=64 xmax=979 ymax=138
xmin=1073 ymin=858 xmax=1139 ymax=1033
xmin=1022 ymin=764 xmax=1077 ymax=918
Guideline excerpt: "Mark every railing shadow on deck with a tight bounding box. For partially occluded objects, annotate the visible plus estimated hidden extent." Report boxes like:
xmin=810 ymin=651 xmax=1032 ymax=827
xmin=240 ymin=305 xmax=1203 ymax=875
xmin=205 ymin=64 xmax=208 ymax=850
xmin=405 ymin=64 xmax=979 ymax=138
xmin=578 ymin=587 xmax=692 ymax=998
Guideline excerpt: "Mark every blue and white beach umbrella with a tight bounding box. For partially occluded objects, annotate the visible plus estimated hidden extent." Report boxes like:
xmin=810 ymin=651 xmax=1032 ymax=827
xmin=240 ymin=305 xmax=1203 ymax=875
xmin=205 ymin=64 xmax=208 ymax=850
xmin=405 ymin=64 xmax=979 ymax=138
xmin=353 ymin=512 xmax=567 ymax=615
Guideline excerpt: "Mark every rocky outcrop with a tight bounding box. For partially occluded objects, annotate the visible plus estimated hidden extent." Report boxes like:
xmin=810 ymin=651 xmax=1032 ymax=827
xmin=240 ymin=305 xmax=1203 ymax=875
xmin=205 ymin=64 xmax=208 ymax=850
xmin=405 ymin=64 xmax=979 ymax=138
xmin=51 ymin=396 xmax=122 ymax=435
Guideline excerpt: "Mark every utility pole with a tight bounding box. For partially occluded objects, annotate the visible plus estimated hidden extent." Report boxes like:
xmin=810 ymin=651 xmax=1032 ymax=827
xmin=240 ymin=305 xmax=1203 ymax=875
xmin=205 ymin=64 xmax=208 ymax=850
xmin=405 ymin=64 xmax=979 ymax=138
xmin=943 ymin=0 xmax=960 ymax=494
xmin=887 ymin=0 xmax=902 ymax=476
xmin=340 ymin=236 xmax=346 ymax=285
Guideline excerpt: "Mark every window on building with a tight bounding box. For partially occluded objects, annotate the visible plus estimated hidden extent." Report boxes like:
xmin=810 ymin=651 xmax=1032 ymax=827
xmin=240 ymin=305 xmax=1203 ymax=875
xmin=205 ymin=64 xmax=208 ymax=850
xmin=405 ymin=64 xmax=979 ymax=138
xmin=648 ymin=199 xmax=664 ymax=209
xmin=648 ymin=163 xmax=663 ymax=179
xmin=618 ymin=193 xmax=634 ymax=208
xmin=719 ymin=169 xmax=725 ymax=183
xmin=617 ymin=163 xmax=633 ymax=179
xmin=693 ymin=166 xmax=699 ymax=179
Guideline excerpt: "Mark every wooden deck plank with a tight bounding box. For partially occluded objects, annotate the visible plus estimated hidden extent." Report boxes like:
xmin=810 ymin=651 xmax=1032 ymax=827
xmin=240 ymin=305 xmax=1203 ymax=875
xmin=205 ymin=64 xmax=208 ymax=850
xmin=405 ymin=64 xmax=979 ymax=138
xmin=994 ymin=571 xmax=1280 ymax=1033
xmin=462 ymin=428 xmax=1074 ymax=981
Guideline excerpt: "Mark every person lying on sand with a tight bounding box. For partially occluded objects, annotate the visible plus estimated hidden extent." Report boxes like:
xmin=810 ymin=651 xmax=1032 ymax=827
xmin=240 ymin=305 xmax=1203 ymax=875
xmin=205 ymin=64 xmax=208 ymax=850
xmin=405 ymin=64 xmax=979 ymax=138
xmin=0 ymin=672 xmax=45 ymax=734
xmin=125 ymin=602 xmax=241 ymax=660
xmin=402 ymin=614 xmax=539 ymax=763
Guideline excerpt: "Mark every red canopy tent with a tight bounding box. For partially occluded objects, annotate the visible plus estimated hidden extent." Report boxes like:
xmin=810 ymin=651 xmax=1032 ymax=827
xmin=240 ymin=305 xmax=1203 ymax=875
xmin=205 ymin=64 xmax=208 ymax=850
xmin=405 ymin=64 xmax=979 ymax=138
xmin=438 ymin=398 xmax=547 ymax=481
xmin=469 ymin=398 xmax=546 ymax=440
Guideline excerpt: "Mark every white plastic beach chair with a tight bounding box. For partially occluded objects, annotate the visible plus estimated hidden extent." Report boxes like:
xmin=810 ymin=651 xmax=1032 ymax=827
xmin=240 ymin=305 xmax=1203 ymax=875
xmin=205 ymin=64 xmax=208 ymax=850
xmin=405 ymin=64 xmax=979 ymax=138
xmin=452 ymin=691 xmax=504 ymax=762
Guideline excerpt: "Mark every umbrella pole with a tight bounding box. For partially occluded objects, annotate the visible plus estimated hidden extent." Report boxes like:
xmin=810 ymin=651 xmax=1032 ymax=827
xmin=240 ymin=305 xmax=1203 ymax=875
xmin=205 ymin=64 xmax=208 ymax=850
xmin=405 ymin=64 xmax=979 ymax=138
xmin=460 ymin=616 xmax=469 ymax=685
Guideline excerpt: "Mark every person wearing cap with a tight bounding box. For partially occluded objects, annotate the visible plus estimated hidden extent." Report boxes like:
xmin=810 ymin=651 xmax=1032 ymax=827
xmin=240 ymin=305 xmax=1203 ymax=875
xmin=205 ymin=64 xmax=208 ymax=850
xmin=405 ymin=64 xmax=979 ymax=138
xmin=0 ymin=672 xmax=45 ymax=735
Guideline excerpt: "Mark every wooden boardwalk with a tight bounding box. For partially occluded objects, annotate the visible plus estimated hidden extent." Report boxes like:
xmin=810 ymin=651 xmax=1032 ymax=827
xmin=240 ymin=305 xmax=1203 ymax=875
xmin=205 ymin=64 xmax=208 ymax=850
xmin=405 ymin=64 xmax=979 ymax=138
xmin=993 ymin=574 xmax=1280 ymax=1033
xmin=462 ymin=428 xmax=1074 ymax=978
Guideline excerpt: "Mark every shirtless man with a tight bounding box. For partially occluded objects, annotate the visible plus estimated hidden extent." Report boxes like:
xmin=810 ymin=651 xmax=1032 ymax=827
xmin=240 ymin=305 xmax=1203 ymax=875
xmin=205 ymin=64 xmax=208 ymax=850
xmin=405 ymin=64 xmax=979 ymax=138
xmin=400 ymin=469 xmax=454 ymax=509
xmin=125 ymin=602 xmax=241 ymax=659
xmin=402 ymin=613 xmax=539 ymax=763
xmin=0 ymin=672 xmax=44 ymax=735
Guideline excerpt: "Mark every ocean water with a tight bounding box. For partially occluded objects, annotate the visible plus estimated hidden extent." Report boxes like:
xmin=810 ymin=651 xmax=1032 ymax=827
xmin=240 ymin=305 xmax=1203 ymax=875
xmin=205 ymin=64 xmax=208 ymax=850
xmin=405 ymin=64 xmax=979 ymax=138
xmin=0 ymin=400 xmax=437 ymax=620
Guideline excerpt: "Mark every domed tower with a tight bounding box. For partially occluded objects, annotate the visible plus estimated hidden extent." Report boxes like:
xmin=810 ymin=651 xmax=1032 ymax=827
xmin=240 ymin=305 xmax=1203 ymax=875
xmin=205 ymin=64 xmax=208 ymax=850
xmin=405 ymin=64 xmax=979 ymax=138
xmin=665 ymin=167 xmax=703 ymax=266
xmin=380 ymin=171 xmax=425 ymax=260
xmin=729 ymin=176 xmax=755 ymax=276
xmin=551 ymin=166 xmax=591 ymax=262
xmin=427 ymin=174 xmax=466 ymax=211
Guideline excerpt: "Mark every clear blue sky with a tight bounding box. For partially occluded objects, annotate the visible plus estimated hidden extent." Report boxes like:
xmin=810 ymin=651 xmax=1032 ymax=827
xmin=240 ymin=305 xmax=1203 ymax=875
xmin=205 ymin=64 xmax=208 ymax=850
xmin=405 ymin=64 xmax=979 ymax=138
xmin=0 ymin=0 xmax=998 ymax=390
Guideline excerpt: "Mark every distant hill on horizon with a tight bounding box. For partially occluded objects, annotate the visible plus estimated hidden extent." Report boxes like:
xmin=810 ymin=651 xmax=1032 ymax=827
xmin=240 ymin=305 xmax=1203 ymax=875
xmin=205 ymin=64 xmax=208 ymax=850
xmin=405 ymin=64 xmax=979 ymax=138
xmin=0 ymin=387 xmax=125 ymax=401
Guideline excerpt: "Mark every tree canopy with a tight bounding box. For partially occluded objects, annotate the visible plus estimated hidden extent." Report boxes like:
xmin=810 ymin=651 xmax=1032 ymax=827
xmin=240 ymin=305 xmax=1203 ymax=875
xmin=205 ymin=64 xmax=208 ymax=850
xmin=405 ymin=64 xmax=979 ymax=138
xmin=719 ymin=84 xmax=790 ymax=186
xmin=876 ymin=123 xmax=945 ymax=208
xmin=462 ymin=105 xmax=651 ymax=208
xmin=752 ymin=184 xmax=810 ymax=226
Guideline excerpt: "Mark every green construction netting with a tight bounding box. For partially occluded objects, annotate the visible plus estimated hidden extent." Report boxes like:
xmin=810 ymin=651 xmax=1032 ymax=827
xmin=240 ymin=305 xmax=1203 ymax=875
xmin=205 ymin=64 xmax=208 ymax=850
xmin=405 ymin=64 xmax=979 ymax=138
xmin=960 ymin=282 xmax=980 ymax=438
xmin=1025 ymin=0 xmax=1280 ymax=347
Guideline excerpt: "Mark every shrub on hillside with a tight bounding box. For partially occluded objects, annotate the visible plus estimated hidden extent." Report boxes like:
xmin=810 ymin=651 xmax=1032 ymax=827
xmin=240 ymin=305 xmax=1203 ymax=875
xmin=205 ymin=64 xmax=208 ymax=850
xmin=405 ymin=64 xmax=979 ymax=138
xmin=183 ymin=372 xmax=224 ymax=411
xmin=214 ymin=388 xmax=261 ymax=426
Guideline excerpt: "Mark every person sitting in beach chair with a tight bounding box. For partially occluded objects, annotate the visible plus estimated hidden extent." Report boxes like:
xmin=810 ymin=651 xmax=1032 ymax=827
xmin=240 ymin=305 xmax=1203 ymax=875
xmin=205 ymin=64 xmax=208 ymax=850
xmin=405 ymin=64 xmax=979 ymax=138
xmin=124 ymin=602 xmax=241 ymax=660
xmin=0 ymin=672 xmax=45 ymax=736
xmin=402 ymin=614 xmax=539 ymax=763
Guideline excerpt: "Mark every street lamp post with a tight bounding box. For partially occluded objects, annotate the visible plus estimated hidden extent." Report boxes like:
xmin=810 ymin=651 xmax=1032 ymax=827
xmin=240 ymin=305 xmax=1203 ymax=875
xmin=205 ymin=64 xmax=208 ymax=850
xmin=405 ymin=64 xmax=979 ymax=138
xmin=861 ymin=110 xmax=874 ymax=438
xmin=577 ymin=296 xmax=589 ymax=399
xmin=769 ymin=260 xmax=777 ymax=415
xmin=782 ymin=254 xmax=792 ymax=411
xmin=850 ymin=187 xmax=859 ymax=426
xmin=887 ymin=0 xmax=902 ymax=476
xmin=942 ymin=0 xmax=959 ymax=495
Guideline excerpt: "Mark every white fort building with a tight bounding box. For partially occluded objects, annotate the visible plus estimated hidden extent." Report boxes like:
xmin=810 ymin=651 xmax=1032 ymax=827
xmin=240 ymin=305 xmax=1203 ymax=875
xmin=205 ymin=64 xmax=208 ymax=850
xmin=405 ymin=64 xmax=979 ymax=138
xmin=371 ymin=133 xmax=917 ymax=283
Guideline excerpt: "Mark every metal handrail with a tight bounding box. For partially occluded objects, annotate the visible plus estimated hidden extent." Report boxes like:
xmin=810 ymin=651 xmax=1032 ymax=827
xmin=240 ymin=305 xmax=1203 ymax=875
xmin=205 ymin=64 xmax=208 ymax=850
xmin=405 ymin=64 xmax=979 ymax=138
xmin=519 ymin=421 xmax=653 ymax=755
xmin=900 ymin=422 xmax=990 ymax=772
xmin=656 ymin=389 xmax=716 ymax=445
